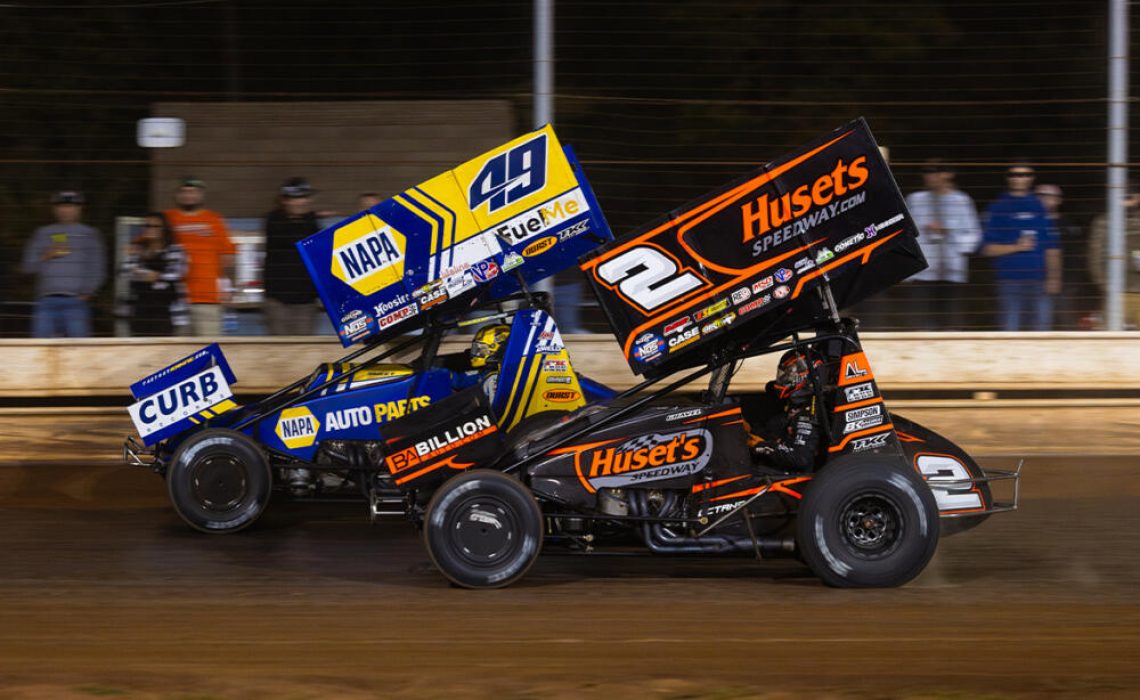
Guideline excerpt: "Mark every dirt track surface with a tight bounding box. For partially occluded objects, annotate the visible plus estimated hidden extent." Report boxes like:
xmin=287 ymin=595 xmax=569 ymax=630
xmin=1 ymin=456 xmax=1138 ymax=699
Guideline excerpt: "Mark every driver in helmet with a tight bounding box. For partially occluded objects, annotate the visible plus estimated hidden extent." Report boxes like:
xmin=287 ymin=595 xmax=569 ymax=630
xmin=469 ymin=323 xmax=511 ymax=401
xmin=749 ymin=349 xmax=823 ymax=472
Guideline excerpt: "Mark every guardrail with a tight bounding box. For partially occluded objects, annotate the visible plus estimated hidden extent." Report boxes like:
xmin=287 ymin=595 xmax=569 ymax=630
xmin=1 ymin=332 xmax=1138 ymax=398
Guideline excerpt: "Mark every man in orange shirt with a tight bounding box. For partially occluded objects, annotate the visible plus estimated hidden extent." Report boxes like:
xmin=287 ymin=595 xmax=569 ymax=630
xmin=164 ymin=177 xmax=235 ymax=336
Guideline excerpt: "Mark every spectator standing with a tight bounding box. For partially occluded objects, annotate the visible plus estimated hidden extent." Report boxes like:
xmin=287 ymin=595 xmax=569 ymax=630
xmin=263 ymin=177 xmax=321 ymax=335
xmin=1036 ymin=184 xmax=1096 ymax=329
xmin=980 ymin=163 xmax=1061 ymax=331
xmin=358 ymin=192 xmax=382 ymax=211
xmin=902 ymin=160 xmax=982 ymax=329
xmin=1087 ymin=186 xmax=1140 ymax=329
xmin=20 ymin=190 xmax=106 ymax=337
xmin=121 ymin=212 xmax=188 ymax=336
xmin=164 ymin=177 xmax=236 ymax=336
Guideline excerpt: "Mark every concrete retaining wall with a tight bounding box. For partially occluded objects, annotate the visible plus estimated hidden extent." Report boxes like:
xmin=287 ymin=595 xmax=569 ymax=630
xmin=1 ymin=332 xmax=1137 ymax=398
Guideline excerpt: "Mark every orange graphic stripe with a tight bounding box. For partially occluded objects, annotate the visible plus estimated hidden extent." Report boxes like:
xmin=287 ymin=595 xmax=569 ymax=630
xmin=828 ymin=424 xmax=895 ymax=453
xmin=691 ymin=474 xmax=750 ymax=494
xmin=393 ymin=454 xmax=474 ymax=486
xmin=547 ymin=438 xmax=621 ymax=456
xmin=709 ymin=476 xmax=814 ymax=502
xmin=684 ymin=407 xmax=742 ymax=424
xmin=790 ymin=229 xmax=903 ymax=300
xmin=579 ymin=130 xmax=853 ymax=274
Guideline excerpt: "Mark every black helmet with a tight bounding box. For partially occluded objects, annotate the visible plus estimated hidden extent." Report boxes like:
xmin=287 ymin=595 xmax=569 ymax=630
xmin=772 ymin=349 xmax=820 ymax=403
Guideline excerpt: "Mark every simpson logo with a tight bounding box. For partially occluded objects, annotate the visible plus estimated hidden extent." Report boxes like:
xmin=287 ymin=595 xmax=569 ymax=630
xmin=844 ymin=415 xmax=885 ymax=434
xmin=663 ymin=316 xmax=692 ymax=335
xmin=694 ymin=298 xmax=729 ymax=322
xmin=731 ymin=286 xmax=751 ymax=305
xmin=794 ymin=257 xmax=816 ymax=273
xmin=774 ymin=267 xmax=794 ymax=283
xmin=386 ymin=415 xmax=497 ymax=474
xmin=741 ymin=156 xmax=870 ymax=244
xmin=844 ymin=382 xmax=875 ymax=402
xmin=752 ymin=276 xmax=773 ymax=293
xmin=374 ymin=396 xmax=431 ymax=422
xmin=578 ymin=430 xmax=714 ymax=490
xmin=773 ymin=285 xmax=790 ymax=299
xmin=325 ymin=406 xmax=373 ymax=431
xmin=546 ymin=375 xmax=573 ymax=384
xmin=844 ymin=404 xmax=882 ymax=422
xmin=543 ymin=389 xmax=581 ymax=402
xmin=127 ymin=365 xmax=233 ymax=440
xmin=468 ymin=132 xmax=548 ymax=215
xmin=522 ymin=236 xmax=556 ymax=257
xmin=835 ymin=231 xmax=866 ymax=253
xmin=330 ymin=218 xmax=407 ymax=296
xmin=377 ymin=304 xmax=417 ymax=330
xmin=852 ymin=433 xmax=890 ymax=452
xmin=737 ymin=294 xmax=771 ymax=315
xmin=275 ymin=406 xmax=320 ymax=449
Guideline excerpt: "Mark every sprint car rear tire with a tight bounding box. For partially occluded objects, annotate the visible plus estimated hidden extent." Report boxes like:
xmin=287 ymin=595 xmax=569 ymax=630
xmin=167 ymin=429 xmax=271 ymax=534
xmin=424 ymin=470 xmax=543 ymax=589
xmin=796 ymin=456 xmax=939 ymax=588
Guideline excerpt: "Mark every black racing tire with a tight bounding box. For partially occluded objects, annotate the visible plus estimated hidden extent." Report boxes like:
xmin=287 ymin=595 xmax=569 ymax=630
xmin=423 ymin=470 xmax=543 ymax=589
xmin=167 ymin=429 xmax=272 ymax=534
xmin=796 ymin=456 xmax=940 ymax=588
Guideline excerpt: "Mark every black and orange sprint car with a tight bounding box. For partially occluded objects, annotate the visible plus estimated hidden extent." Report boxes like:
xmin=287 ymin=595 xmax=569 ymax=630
xmin=395 ymin=120 xmax=1018 ymax=588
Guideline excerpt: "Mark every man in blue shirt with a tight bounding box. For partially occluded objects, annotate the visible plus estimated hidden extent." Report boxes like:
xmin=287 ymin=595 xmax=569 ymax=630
xmin=980 ymin=164 xmax=1061 ymax=331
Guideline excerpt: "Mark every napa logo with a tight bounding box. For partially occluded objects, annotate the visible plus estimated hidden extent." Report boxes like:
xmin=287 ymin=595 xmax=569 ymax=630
xmin=330 ymin=214 xmax=407 ymax=296
xmin=467 ymin=133 xmax=548 ymax=214
xmin=275 ymin=406 xmax=320 ymax=449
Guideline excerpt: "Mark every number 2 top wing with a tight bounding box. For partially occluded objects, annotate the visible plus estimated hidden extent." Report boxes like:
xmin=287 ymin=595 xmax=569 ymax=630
xmin=298 ymin=126 xmax=614 ymax=347
xmin=580 ymin=118 xmax=927 ymax=378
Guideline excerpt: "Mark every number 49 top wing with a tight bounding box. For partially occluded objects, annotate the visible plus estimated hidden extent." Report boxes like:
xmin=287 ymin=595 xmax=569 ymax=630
xmin=298 ymin=126 xmax=613 ymax=347
xmin=581 ymin=119 xmax=927 ymax=377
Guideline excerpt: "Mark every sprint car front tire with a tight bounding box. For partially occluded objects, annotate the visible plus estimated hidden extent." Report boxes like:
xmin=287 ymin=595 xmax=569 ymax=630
xmin=167 ymin=429 xmax=271 ymax=534
xmin=423 ymin=470 xmax=543 ymax=589
xmin=796 ymin=456 xmax=939 ymax=588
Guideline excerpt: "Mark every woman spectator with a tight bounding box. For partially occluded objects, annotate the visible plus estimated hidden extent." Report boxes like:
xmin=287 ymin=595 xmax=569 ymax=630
xmin=121 ymin=212 xmax=188 ymax=336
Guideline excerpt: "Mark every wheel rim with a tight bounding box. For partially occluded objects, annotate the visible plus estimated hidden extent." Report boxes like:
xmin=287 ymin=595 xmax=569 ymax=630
xmin=838 ymin=491 xmax=903 ymax=559
xmin=448 ymin=495 xmax=519 ymax=568
xmin=191 ymin=455 xmax=249 ymax=512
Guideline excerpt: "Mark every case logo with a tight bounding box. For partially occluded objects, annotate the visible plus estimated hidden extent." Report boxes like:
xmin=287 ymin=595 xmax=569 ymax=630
xmin=276 ymin=406 xmax=320 ymax=449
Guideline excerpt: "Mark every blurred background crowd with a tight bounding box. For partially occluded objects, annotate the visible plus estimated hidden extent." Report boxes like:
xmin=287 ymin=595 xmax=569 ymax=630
xmin=2 ymin=0 xmax=1137 ymax=337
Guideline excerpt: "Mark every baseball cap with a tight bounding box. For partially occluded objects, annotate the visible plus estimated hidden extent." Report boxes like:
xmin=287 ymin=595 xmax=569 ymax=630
xmin=280 ymin=176 xmax=314 ymax=198
xmin=51 ymin=190 xmax=85 ymax=205
xmin=179 ymin=176 xmax=206 ymax=189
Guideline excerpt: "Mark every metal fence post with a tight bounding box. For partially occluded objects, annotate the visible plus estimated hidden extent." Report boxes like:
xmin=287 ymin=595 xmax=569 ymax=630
xmin=1106 ymin=0 xmax=1129 ymax=330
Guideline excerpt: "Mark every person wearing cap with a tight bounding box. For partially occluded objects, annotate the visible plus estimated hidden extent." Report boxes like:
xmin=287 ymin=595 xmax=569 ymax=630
xmin=1036 ymin=184 xmax=1096 ymax=328
xmin=262 ymin=177 xmax=321 ymax=335
xmin=164 ymin=177 xmax=236 ymax=336
xmin=20 ymin=191 xmax=106 ymax=337
xmin=1087 ymin=185 xmax=1140 ymax=329
xmin=980 ymin=163 xmax=1061 ymax=331
xmin=901 ymin=159 xmax=982 ymax=329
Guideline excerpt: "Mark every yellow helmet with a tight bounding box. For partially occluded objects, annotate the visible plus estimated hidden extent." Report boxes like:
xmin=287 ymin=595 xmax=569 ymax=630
xmin=470 ymin=324 xmax=511 ymax=368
